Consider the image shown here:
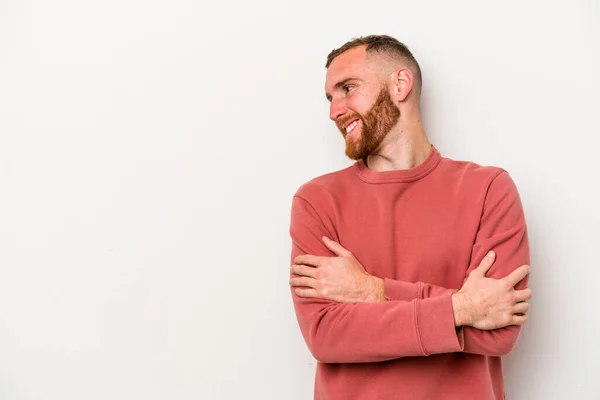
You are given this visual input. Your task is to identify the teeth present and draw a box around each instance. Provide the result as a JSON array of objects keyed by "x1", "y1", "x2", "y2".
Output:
[{"x1": 345, "y1": 120, "x2": 358, "y2": 133}]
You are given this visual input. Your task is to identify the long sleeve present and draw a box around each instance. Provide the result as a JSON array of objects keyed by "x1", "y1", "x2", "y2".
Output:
[
  {"x1": 289, "y1": 195, "x2": 464, "y2": 363},
  {"x1": 457, "y1": 171, "x2": 530, "y2": 356},
  {"x1": 383, "y1": 171, "x2": 530, "y2": 356},
  {"x1": 383, "y1": 278, "x2": 456, "y2": 302}
]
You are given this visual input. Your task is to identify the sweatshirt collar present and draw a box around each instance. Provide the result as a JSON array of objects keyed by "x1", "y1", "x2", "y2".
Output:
[{"x1": 354, "y1": 145, "x2": 442, "y2": 183}]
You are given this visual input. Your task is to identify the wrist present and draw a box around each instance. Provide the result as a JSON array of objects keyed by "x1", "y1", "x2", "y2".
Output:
[
  {"x1": 374, "y1": 276, "x2": 387, "y2": 302},
  {"x1": 364, "y1": 276, "x2": 387, "y2": 303},
  {"x1": 451, "y1": 291, "x2": 470, "y2": 327}
]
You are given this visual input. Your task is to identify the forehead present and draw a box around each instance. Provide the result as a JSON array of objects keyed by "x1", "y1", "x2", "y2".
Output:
[{"x1": 325, "y1": 46, "x2": 372, "y2": 92}]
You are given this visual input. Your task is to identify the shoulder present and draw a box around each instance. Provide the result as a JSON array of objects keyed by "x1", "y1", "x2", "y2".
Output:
[
  {"x1": 289, "y1": 165, "x2": 356, "y2": 232},
  {"x1": 438, "y1": 155, "x2": 518, "y2": 195},
  {"x1": 293, "y1": 163, "x2": 356, "y2": 205},
  {"x1": 442, "y1": 157, "x2": 524, "y2": 220},
  {"x1": 441, "y1": 155, "x2": 505, "y2": 181}
]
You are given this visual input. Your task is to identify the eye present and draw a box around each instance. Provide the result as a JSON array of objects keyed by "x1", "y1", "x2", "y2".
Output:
[{"x1": 344, "y1": 85, "x2": 355, "y2": 93}]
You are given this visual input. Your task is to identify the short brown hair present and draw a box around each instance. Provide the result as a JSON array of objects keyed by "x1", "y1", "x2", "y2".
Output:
[{"x1": 326, "y1": 35, "x2": 422, "y2": 93}]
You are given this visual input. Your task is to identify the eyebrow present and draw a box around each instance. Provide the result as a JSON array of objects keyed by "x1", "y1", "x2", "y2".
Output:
[{"x1": 325, "y1": 78, "x2": 358, "y2": 101}]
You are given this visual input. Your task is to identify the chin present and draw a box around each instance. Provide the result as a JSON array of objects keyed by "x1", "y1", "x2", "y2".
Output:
[{"x1": 345, "y1": 145, "x2": 364, "y2": 161}]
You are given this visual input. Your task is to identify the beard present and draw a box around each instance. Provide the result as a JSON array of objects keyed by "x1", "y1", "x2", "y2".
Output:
[{"x1": 338, "y1": 86, "x2": 400, "y2": 161}]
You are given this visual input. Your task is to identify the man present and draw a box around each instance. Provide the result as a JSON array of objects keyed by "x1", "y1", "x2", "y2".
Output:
[{"x1": 288, "y1": 35, "x2": 532, "y2": 400}]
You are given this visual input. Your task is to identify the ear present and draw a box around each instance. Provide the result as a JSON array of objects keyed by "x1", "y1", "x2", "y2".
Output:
[{"x1": 391, "y1": 67, "x2": 414, "y2": 102}]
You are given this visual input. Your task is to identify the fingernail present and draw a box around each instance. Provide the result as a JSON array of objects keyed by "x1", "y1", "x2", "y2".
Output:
[{"x1": 487, "y1": 251, "x2": 495, "y2": 257}]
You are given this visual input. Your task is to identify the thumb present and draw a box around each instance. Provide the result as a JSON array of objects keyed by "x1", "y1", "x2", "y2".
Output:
[
  {"x1": 473, "y1": 251, "x2": 496, "y2": 277},
  {"x1": 322, "y1": 236, "x2": 351, "y2": 257}
]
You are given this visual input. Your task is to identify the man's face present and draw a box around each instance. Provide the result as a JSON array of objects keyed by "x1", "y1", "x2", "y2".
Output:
[{"x1": 325, "y1": 47, "x2": 400, "y2": 160}]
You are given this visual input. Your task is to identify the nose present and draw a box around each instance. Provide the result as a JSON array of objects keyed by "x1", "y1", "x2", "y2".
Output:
[{"x1": 329, "y1": 99, "x2": 348, "y2": 122}]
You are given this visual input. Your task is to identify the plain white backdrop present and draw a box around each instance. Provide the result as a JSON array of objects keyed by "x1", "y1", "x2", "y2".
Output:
[{"x1": 0, "y1": 0, "x2": 598, "y2": 399}]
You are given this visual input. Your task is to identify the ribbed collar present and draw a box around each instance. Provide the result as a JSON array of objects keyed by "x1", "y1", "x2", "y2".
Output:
[{"x1": 354, "y1": 145, "x2": 442, "y2": 184}]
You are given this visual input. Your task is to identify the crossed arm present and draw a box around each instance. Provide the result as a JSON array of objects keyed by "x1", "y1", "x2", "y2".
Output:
[
  {"x1": 292, "y1": 238, "x2": 530, "y2": 328},
  {"x1": 289, "y1": 171, "x2": 531, "y2": 362}
]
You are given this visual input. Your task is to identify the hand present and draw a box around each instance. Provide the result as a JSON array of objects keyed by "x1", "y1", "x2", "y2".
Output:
[
  {"x1": 290, "y1": 237, "x2": 385, "y2": 303},
  {"x1": 452, "y1": 251, "x2": 532, "y2": 330}
]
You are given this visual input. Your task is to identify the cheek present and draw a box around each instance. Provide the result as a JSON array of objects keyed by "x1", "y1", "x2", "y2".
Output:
[
  {"x1": 352, "y1": 89, "x2": 377, "y2": 112},
  {"x1": 347, "y1": 97, "x2": 368, "y2": 117}
]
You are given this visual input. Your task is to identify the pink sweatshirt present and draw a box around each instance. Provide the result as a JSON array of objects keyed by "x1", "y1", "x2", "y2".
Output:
[{"x1": 289, "y1": 146, "x2": 530, "y2": 400}]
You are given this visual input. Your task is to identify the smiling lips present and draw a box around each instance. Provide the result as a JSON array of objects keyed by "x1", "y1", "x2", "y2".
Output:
[{"x1": 343, "y1": 119, "x2": 359, "y2": 136}]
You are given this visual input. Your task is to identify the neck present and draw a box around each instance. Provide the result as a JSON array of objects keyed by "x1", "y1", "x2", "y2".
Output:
[{"x1": 365, "y1": 118, "x2": 432, "y2": 172}]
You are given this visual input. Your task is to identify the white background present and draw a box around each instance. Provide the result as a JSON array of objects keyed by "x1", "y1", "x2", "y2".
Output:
[{"x1": 0, "y1": 0, "x2": 598, "y2": 399}]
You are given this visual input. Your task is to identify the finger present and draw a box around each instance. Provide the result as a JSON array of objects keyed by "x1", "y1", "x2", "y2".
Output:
[
  {"x1": 290, "y1": 264, "x2": 317, "y2": 278},
  {"x1": 504, "y1": 265, "x2": 530, "y2": 287},
  {"x1": 322, "y1": 236, "x2": 351, "y2": 257},
  {"x1": 513, "y1": 302, "x2": 530, "y2": 315},
  {"x1": 294, "y1": 288, "x2": 319, "y2": 298},
  {"x1": 289, "y1": 276, "x2": 318, "y2": 288},
  {"x1": 472, "y1": 251, "x2": 496, "y2": 277},
  {"x1": 511, "y1": 314, "x2": 528, "y2": 326},
  {"x1": 513, "y1": 288, "x2": 533, "y2": 302},
  {"x1": 294, "y1": 254, "x2": 324, "y2": 267}
]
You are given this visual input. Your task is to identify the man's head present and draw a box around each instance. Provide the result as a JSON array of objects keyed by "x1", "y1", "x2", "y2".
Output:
[{"x1": 324, "y1": 35, "x2": 422, "y2": 160}]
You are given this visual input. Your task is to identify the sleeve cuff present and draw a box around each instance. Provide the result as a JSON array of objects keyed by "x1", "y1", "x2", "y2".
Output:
[
  {"x1": 416, "y1": 292, "x2": 465, "y2": 355},
  {"x1": 383, "y1": 278, "x2": 419, "y2": 302}
]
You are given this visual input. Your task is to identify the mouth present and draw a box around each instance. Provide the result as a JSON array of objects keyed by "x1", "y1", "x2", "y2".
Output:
[{"x1": 343, "y1": 119, "x2": 360, "y2": 136}]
